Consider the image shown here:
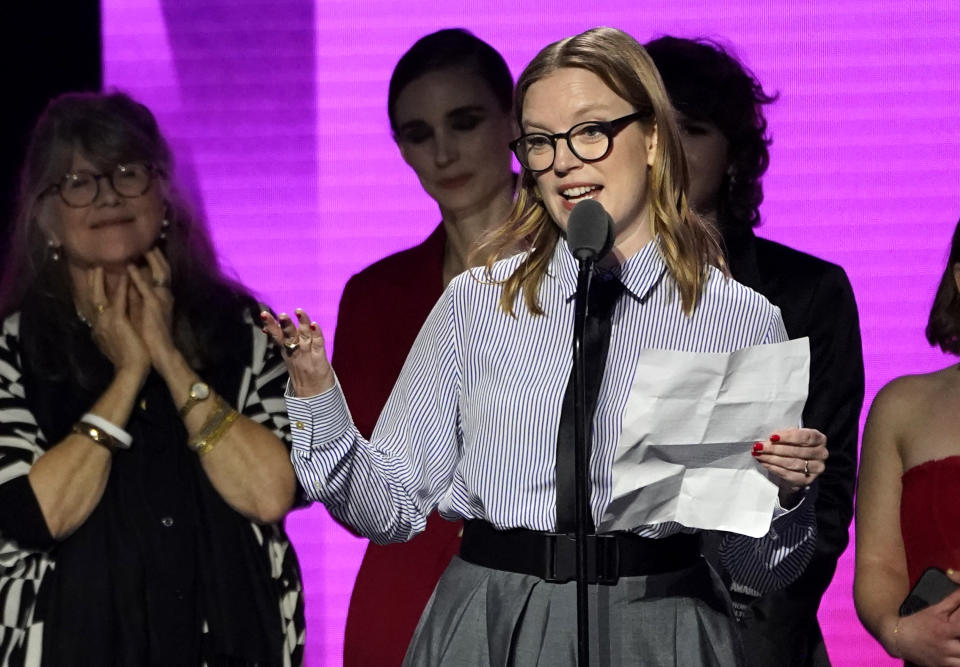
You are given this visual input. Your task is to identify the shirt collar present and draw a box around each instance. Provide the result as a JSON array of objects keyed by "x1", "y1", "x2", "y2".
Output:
[{"x1": 554, "y1": 234, "x2": 668, "y2": 305}]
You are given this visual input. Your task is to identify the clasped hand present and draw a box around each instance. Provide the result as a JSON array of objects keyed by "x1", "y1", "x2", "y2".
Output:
[{"x1": 81, "y1": 248, "x2": 175, "y2": 380}]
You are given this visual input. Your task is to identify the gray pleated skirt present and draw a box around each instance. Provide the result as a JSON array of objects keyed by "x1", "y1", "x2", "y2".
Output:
[{"x1": 402, "y1": 556, "x2": 743, "y2": 667}]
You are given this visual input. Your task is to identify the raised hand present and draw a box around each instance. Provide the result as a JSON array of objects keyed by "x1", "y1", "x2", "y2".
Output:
[
  {"x1": 261, "y1": 308, "x2": 335, "y2": 398},
  {"x1": 86, "y1": 266, "x2": 151, "y2": 381},
  {"x1": 126, "y1": 248, "x2": 176, "y2": 367}
]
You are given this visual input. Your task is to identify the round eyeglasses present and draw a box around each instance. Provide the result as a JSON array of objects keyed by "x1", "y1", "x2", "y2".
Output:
[
  {"x1": 509, "y1": 112, "x2": 649, "y2": 173},
  {"x1": 45, "y1": 162, "x2": 161, "y2": 208}
]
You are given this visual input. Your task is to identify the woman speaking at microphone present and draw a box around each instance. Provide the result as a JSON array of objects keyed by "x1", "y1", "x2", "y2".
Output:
[{"x1": 265, "y1": 27, "x2": 827, "y2": 665}]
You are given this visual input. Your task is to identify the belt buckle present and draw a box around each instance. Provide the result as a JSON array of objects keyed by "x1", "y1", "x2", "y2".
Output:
[
  {"x1": 592, "y1": 533, "x2": 619, "y2": 585},
  {"x1": 543, "y1": 533, "x2": 620, "y2": 585},
  {"x1": 543, "y1": 533, "x2": 576, "y2": 583}
]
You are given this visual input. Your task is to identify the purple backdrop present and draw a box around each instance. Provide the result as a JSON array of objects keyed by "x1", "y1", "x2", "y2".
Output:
[{"x1": 103, "y1": 1, "x2": 960, "y2": 664}]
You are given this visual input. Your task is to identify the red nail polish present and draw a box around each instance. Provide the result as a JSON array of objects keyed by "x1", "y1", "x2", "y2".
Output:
[
  {"x1": 751, "y1": 451, "x2": 760, "y2": 457},
  {"x1": 310, "y1": 323, "x2": 317, "y2": 331},
  {"x1": 259, "y1": 312, "x2": 268, "y2": 320},
  {"x1": 753, "y1": 442, "x2": 763, "y2": 452},
  {"x1": 770, "y1": 434, "x2": 781, "y2": 442}
]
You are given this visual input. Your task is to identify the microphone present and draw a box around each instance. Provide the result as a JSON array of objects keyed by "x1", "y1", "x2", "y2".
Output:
[
  {"x1": 562, "y1": 198, "x2": 615, "y2": 664},
  {"x1": 566, "y1": 199, "x2": 614, "y2": 262}
]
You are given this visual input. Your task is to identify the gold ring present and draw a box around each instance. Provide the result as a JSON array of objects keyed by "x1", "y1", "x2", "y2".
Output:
[
  {"x1": 95, "y1": 303, "x2": 106, "y2": 314},
  {"x1": 153, "y1": 278, "x2": 168, "y2": 288},
  {"x1": 803, "y1": 460, "x2": 810, "y2": 477},
  {"x1": 283, "y1": 341, "x2": 300, "y2": 355}
]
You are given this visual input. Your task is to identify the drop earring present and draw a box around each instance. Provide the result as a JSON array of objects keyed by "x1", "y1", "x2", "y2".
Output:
[
  {"x1": 47, "y1": 239, "x2": 61, "y2": 262},
  {"x1": 726, "y1": 166, "x2": 738, "y2": 194},
  {"x1": 159, "y1": 217, "x2": 170, "y2": 241}
]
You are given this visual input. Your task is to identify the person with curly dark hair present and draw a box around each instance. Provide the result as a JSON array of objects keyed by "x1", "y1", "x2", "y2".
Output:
[
  {"x1": 646, "y1": 36, "x2": 865, "y2": 666},
  {"x1": 855, "y1": 217, "x2": 960, "y2": 666}
]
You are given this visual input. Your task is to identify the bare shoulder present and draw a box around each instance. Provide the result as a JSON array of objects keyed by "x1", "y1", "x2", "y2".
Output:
[
  {"x1": 868, "y1": 366, "x2": 960, "y2": 440},
  {"x1": 874, "y1": 368, "x2": 949, "y2": 408}
]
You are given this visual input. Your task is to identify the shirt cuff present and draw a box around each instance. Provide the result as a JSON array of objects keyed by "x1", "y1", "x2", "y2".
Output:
[
  {"x1": 285, "y1": 377, "x2": 353, "y2": 451},
  {"x1": 771, "y1": 486, "x2": 809, "y2": 521}
]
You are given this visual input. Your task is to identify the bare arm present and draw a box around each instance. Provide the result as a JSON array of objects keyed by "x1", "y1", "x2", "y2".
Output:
[
  {"x1": 155, "y1": 350, "x2": 296, "y2": 524},
  {"x1": 128, "y1": 252, "x2": 296, "y2": 524},
  {"x1": 28, "y1": 270, "x2": 150, "y2": 539},
  {"x1": 854, "y1": 380, "x2": 910, "y2": 654}
]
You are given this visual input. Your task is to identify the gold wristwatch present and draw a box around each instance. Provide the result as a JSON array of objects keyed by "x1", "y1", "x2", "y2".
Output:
[{"x1": 179, "y1": 381, "x2": 211, "y2": 418}]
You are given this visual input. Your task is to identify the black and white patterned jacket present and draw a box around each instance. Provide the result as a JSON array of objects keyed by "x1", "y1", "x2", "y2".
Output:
[{"x1": 0, "y1": 311, "x2": 306, "y2": 666}]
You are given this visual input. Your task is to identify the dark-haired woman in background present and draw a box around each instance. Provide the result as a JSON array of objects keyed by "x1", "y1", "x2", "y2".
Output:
[
  {"x1": 332, "y1": 28, "x2": 516, "y2": 666},
  {"x1": 855, "y1": 218, "x2": 960, "y2": 666},
  {"x1": 0, "y1": 92, "x2": 304, "y2": 666},
  {"x1": 646, "y1": 36, "x2": 865, "y2": 666}
]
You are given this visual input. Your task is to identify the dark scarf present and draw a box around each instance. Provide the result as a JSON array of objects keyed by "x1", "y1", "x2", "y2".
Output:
[{"x1": 20, "y1": 295, "x2": 286, "y2": 666}]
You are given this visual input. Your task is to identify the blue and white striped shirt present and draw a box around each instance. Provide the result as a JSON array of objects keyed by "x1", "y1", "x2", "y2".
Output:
[{"x1": 288, "y1": 237, "x2": 815, "y2": 594}]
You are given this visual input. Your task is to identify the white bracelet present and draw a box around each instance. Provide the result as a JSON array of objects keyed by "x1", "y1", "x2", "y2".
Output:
[{"x1": 80, "y1": 412, "x2": 133, "y2": 449}]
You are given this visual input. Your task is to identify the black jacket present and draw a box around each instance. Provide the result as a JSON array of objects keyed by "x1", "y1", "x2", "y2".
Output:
[{"x1": 729, "y1": 229, "x2": 865, "y2": 666}]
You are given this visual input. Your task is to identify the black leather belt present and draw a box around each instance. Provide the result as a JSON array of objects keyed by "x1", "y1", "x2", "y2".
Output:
[{"x1": 459, "y1": 520, "x2": 701, "y2": 585}]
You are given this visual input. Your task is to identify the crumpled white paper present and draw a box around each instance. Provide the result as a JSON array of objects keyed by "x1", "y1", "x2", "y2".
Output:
[{"x1": 598, "y1": 338, "x2": 810, "y2": 538}]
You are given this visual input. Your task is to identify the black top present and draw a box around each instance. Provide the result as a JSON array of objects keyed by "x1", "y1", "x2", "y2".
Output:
[{"x1": 727, "y1": 228, "x2": 865, "y2": 666}]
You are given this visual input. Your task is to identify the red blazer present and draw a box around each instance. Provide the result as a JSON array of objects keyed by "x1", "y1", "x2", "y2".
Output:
[{"x1": 332, "y1": 224, "x2": 463, "y2": 667}]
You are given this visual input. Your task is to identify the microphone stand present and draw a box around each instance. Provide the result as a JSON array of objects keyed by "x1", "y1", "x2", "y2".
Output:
[{"x1": 572, "y1": 255, "x2": 594, "y2": 667}]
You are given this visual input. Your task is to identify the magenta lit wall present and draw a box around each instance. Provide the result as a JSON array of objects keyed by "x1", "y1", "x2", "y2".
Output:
[{"x1": 103, "y1": 2, "x2": 960, "y2": 665}]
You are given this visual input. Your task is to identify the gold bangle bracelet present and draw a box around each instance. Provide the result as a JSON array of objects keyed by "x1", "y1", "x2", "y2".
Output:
[
  {"x1": 72, "y1": 422, "x2": 118, "y2": 452},
  {"x1": 188, "y1": 397, "x2": 227, "y2": 447},
  {"x1": 191, "y1": 409, "x2": 239, "y2": 456},
  {"x1": 188, "y1": 396, "x2": 239, "y2": 456},
  {"x1": 191, "y1": 396, "x2": 230, "y2": 440}
]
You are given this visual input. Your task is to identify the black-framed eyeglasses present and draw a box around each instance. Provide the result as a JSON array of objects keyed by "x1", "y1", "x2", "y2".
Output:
[
  {"x1": 43, "y1": 162, "x2": 162, "y2": 208},
  {"x1": 509, "y1": 111, "x2": 649, "y2": 173}
]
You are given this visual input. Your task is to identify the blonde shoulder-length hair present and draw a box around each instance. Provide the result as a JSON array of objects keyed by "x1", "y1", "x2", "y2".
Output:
[{"x1": 478, "y1": 27, "x2": 725, "y2": 316}]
